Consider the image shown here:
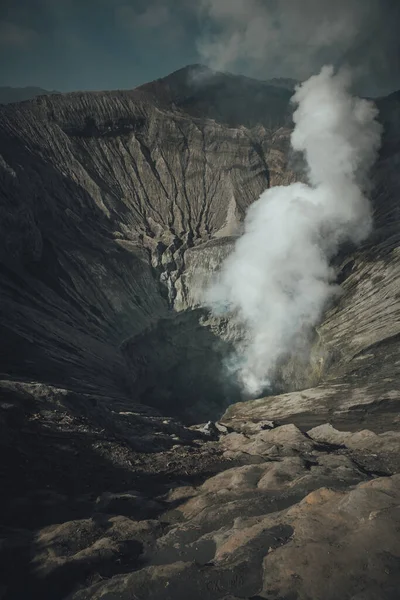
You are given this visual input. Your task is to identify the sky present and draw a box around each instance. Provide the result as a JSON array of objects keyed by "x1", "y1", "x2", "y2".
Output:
[{"x1": 1, "y1": 0, "x2": 399, "y2": 95}]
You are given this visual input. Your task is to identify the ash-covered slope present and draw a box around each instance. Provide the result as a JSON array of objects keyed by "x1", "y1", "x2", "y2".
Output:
[
  {"x1": 0, "y1": 66, "x2": 295, "y2": 421},
  {"x1": 1, "y1": 68, "x2": 400, "y2": 600}
]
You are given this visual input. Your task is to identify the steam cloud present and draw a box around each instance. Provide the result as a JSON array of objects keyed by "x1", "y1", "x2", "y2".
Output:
[
  {"x1": 197, "y1": 0, "x2": 400, "y2": 95},
  {"x1": 206, "y1": 65, "x2": 382, "y2": 396}
]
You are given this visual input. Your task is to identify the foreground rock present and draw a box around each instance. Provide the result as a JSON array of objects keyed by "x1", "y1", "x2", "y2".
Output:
[{"x1": 2, "y1": 418, "x2": 399, "y2": 599}]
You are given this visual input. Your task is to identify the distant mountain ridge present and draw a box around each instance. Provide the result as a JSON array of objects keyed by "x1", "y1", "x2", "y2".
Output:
[
  {"x1": 0, "y1": 65, "x2": 296, "y2": 113},
  {"x1": 0, "y1": 86, "x2": 59, "y2": 104},
  {"x1": 137, "y1": 64, "x2": 295, "y2": 128}
]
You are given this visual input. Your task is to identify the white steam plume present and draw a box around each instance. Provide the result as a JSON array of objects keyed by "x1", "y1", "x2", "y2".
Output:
[{"x1": 206, "y1": 66, "x2": 382, "y2": 396}]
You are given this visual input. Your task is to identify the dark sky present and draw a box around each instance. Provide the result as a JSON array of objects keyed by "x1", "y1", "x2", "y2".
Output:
[
  {"x1": 0, "y1": 0, "x2": 200, "y2": 91},
  {"x1": 1, "y1": 0, "x2": 399, "y2": 95}
]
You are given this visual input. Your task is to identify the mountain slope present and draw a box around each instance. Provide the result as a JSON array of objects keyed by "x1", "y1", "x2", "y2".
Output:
[
  {"x1": 138, "y1": 64, "x2": 294, "y2": 128},
  {"x1": 0, "y1": 76, "x2": 295, "y2": 416}
]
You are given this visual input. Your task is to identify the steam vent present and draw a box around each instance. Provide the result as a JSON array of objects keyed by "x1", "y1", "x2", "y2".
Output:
[{"x1": 1, "y1": 65, "x2": 400, "y2": 599}]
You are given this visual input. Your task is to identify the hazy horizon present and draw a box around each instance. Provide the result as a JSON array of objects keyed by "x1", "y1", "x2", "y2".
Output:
[{"x1": 1, "y1": 0, "x2": 400, "y2": 96}]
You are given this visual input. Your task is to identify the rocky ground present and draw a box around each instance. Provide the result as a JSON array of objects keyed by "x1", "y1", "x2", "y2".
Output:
[
  {"x1": 2, "y1": 380, "x2": 400, "y2": 599},
  {"x1": 1, "y1": 66, "x2": 400, "y2": 598}
]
